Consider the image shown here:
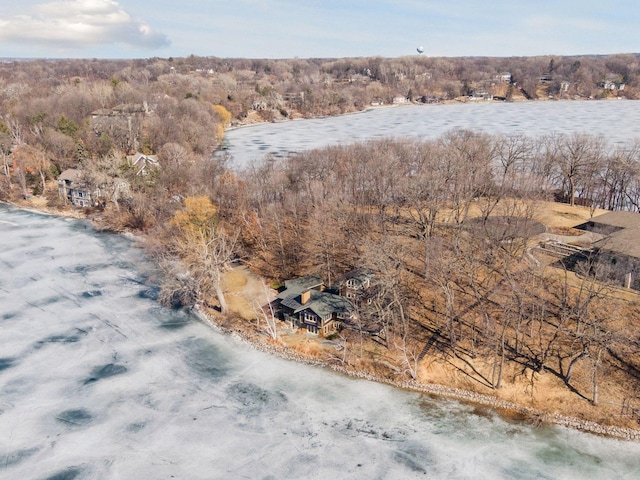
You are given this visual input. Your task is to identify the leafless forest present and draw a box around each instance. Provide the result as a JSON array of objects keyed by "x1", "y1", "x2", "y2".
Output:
[{"x1": 2, "y1": 54, "x2": 640, "y2": 426}]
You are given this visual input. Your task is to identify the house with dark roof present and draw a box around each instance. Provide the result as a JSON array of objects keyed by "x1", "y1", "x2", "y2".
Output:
[
  {"x1": 275, "y1": 271, "x2": 387, "y2": 337},
  {"x1": 276, "y1": 275, "x2": 355, "y2": 335},
  {"x1": 575, "y1": 211, "x2": 640, "y2": 289}
]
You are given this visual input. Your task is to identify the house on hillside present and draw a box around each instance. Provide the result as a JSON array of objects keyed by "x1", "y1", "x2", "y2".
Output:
[
  {"x1": 337, "y1": 268, "x2": 375, "y2": 305},
  {"x1": 57, "y1": 169, "x2": 98, "y2": 207},
  {"x1": 57, "y1": 169, "x2": 130, "y2": 208},
  {"x1": 495, "y1": 72, "x2": 512, "y2": 83},
  {"x1": 126, "y1": 152, "x2": 160, "y2": 176},
  {"x1": 575, "y1": 211, "x2": 640, "y2": 289}
]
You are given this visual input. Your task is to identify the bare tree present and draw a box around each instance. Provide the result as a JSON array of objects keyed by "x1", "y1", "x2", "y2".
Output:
[
  {"x1": 252, "y1": 281, "x2": 278, "y2": 340},
  {"x1": 168, "y1": 196, "x2": 237, "y2": 313},
  {"x1": 549, "y1": 133, "x2": 605, "y2": 206}
]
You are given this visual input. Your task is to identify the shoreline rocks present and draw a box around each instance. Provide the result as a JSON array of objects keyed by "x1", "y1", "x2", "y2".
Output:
[{"x1": 193, "y1": 305, "x2": 640, "y2": 442}]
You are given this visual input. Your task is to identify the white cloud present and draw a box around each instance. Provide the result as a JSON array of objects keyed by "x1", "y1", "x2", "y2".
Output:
[{"x1": 0, "y1": 0, "x2": 170, "y2": 50}]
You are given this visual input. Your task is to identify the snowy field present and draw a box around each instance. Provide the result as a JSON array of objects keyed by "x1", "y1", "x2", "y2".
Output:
[
  {"x1": 1, "y1": 204, "x2": 640, "y2": 480},
  {"x1": 223, "y1": 100, "x2": 640, "y2": 169}
]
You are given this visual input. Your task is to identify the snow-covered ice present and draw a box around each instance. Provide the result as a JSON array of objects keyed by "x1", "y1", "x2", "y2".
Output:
[{"x1": 223, "y1": 100, "x2": 640, "y2": 169}]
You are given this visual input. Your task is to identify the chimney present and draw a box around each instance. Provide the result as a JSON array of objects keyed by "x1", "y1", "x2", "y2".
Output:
[{"x1": 301, "y1": 289, "x2": 311, "y2": 305}]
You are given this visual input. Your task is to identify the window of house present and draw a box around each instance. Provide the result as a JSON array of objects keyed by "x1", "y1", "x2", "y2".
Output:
[{"x1": 304, "y1": 312, "x2": 317, "y2": 324}]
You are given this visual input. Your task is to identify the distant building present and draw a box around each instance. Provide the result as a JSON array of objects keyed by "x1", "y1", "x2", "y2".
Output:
[
  {"x1": 90, "y1": 103, "x2": 150, "y2": 119},
  {"x1": 495, "y1": 72, "x2": 512, "y2": 83},
  {"x1": 470, "y1": 91, "x2": 493, "y2": 101},
  {"x1": 126, "y1": 152, "x2": 160, "y2": 176},
  {"x1": 392, "y1": 96, "x2": 410, "y2": 105},
  {"x1": 600, "y1": 80, "x2": 625, "y2": 91}
]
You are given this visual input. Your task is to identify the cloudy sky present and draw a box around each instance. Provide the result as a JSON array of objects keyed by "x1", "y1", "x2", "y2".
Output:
[{"x1": 0, "y1": 0, "x2": 638, "y2": 59}]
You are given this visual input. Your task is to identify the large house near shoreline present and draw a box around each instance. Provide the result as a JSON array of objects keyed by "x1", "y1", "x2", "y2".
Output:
[
  {"x1": 57, "y1": 168, "x2": 130, "y2": 208},
  {"x1": 57, "y1": 169, "x2": 98, "y2": 208},
  {"x1": 276, "y1": 270, "x2": 380, "y2": 336},
  {"x1": 277, "y1": 275, "x2": 353, "y2": 335}
]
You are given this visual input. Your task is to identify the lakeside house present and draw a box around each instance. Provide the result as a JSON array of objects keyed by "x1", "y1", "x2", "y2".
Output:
[
  {"x1": 276, "y1": 275, "x2": 354, "y2": 335},
  {"x1": 276, "y1": 270, "x2": 384, "y2": 337},
  {"x1": 57, "y1": 169, "x2": 98, "y2": 208},
  {"x1": 57, "y1": 169, "x2": 130, "y2": 208}
]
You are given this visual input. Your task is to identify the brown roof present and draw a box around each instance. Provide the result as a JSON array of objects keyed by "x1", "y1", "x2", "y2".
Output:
[
  {"x1": 588, "y1": 211, "x2": 640, "y2": 259},
  {"x1": 587, "y1": 211, "x2": 640, "y2": 229},
  {"x1": 57, "y1": 169, "x2": 83, "y2": 183},
  {"x1": 594, "y1": 226, "x2": 640, "y2": 259}
]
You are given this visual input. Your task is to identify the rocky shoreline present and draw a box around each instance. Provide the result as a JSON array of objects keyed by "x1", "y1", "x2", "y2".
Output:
[{"x1": 193, "y1": 305, "x2": 640, "y2": 442}]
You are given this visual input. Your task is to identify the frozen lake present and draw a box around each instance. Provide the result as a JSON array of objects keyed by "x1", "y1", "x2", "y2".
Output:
[
  {"x1": 223, "y1": 100, "x2": 640, "y2": 169},
  {"x1": 2, "y1": 204, "x2": 640, "y2": 479}
]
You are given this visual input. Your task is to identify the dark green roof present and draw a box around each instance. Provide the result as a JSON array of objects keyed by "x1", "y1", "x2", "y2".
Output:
[
  {"x1": 277, "y1": 275, "x2": 323, "y2": 300},
  {"x1": 280, "y1": 289, "x2": 354, "y2": 319}
]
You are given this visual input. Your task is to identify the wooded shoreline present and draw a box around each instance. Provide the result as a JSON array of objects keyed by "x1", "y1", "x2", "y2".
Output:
[{"x1": 3, "y1": 196, "x2": 640, "y2": 441}]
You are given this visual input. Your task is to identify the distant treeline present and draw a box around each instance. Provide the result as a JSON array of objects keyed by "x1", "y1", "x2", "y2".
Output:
[{"x1": 0, "y1": 53, "x2": 638, "y2": 126}]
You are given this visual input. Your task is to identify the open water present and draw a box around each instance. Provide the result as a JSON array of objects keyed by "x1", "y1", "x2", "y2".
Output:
[
  {"x1": 223, "y1": 100, "x2": 640, "y2": 169},
  {"x1": 2, "y1": 203, "x2": 640, "y2": 479}
]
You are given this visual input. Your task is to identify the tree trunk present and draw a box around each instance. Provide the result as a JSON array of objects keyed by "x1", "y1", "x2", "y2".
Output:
[
  {"x1": 39, "y1": 169, "x2": 47, "y2": 197},
  {"x1": 215, "y1": 281, "x2": 228, "y2": 314},
  {"x1": 565, "y1": 350, "x2": 587, "y2": 385},
  {"x1": 592, "y1": 349, "x2": 602, "y2": 405}
]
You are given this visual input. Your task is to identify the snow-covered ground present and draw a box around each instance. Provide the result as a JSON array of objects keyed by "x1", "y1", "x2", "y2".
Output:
[
  {"x1": 223, "y1": 100, "x2": 640, "y2": 169},
  {"x1": 1, "y1": 204, "x2": 640, "y2": 480}
]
